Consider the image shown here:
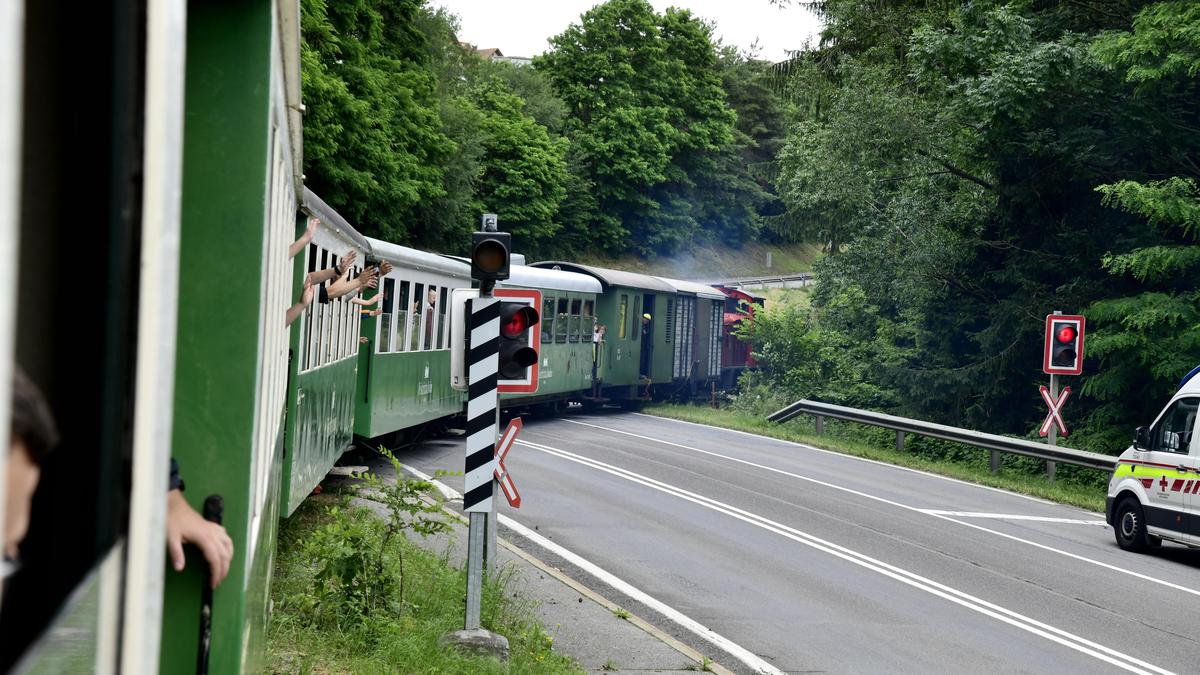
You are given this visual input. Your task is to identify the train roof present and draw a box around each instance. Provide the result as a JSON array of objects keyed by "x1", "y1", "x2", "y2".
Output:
[
  {"x1": 301, "y1": 188, "x2": 371, "y2": 251},
  {"x1": 500, "y1": 264, "x2": 602, "y2": 294},
  {"x1": 653, "y1": 276, "x2": 725, "y2": 300},
  {"x1": 530, "y1": 261, "x2": 676, "y2": 293},
  {"x1": 366, "y1": 237, "x2": 473, "y2": 279}
]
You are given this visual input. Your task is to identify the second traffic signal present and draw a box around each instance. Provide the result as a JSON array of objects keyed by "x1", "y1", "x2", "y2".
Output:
[
  {"x1": 1042, "y1": 314, "x2": 1085, "y2": 375},
  {"x1": 498, "y1": 302, "x2": 539, "y2": 380}
]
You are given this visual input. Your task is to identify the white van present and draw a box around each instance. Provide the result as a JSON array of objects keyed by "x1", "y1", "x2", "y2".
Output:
[{"x1": 1107, "y1": 366, "x2": 1200, "y2": 551}]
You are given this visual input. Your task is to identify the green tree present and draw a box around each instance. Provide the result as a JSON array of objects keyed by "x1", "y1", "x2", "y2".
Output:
[
  {"x1": 537, "y1": 0, "x2": 741, "y2": 255},
  {"x1": 471, "y1": 79, "x2": 569, "y2": 257},
  {"x1": 300, "y1": 0, "x2": 451, "y2": 244}
]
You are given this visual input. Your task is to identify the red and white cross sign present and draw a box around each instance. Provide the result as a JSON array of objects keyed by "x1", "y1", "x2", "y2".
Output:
[
  {"x1": 1038, "y1": 385, "x2": 1071, "y2": 437},
  {"x1": 494, "y1": 417, "x2": 522, "y2": 508}
]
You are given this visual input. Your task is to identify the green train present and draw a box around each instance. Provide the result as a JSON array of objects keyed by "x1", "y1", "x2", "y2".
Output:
[{"x1": 1, "y1": 1, "x2": 734, "y2": 671}]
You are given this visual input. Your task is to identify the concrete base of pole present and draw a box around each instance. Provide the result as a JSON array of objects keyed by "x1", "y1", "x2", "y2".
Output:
[{"x1": 439, "y1": 628, "x2": 510, "y2": 662}]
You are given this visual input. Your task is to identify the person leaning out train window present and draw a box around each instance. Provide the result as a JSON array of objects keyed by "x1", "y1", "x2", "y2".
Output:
[
  {"x1": 4, "y1": 368, "x2": 233, "y2": 588},
  {"x1": 288, "y1": 216, "x2": 319, "y2": 259}
]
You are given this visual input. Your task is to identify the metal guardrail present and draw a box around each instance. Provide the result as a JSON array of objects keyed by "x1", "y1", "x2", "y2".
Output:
[
  {"x1": 707, "y1": 273, "x2": 814, "y2": 289},
  {"x1": 768, "y1": 399, "x2": 1118, "y2": 472}
]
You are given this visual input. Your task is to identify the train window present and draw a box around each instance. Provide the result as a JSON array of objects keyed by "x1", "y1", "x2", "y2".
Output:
[
  {"x1": 583, "y1": 299, "x2": 594, "y2": 319},
  {"x1": 665, "y1": 298, "x2": 674, "y2": 344},
  {"x1": 437, "y1": 286, "x2": 449, "y2": 349},
  {"x1": 542, "y1": 297, "x2": 554, "y2": 343},
  {"x1": 379, "y1": 278, "x2": 394, "y2": 353},
  {"x1": 618, "y1": 295, "x2": 628, "y2": 339},
  {"x1": 420, "y1": 286, "x2": 436, "y2": 351},
  {"x1": 320, "y1": 248, "x2": 328, "y2": 271},
  {"x1": 569, "y1": 299, "x2": 582, "y2": 343},
  {"x1": 307, "y1": 242, "x2": 318, "y2": 273},
  {"x1": 555, "y1": 298, "x2": 569, "y2": 343},
  {"x1": 411, "y1": 283, "x2": 425, "y2": 351},
  {"x1": 395, "y1": 281, "x2": 410, "y2": 352}
]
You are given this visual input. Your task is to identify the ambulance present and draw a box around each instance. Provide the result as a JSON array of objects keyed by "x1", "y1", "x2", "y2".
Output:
[{"x1": 1107, "y1": 365, "x2": 1200, "y2": 551}]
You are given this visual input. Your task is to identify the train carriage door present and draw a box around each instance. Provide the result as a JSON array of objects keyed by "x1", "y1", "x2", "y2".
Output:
[{"x1": 640, "y1": 294, "x2": 655, "y2": 378}]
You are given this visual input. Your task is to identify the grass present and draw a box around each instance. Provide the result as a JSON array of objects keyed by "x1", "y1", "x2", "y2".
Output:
[
  {"x1": 645, "y1": 403, "x2": 1108, "y2": 514},
  {"x1": 575, "y1": 242, "x2": 822, "y2": 280},
  {"x1": 267, "y1": 496, "x2": 582, "y2": 674}
]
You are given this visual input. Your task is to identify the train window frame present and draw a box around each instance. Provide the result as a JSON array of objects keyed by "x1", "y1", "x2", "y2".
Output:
[
  {"x1": 631, "y1": 296, "x2": 641, "y2": 342},
  {"x1": 569, "y1": 299, "x2": 582, "y2": 343},
  {"x1": 409, "y1": 283, "x2": 424, "y2": 351},
  {"x1": 555, "y1": 297, "x2": 569, "y2": 344},
  {"x1": 618, "y1": 295, "x2": 628, "y2": 339},
  {"x1": 420, "y1": 286, "x2": 435, "y2": 351},
  {"x1": 379, "y1": 277, "x2": 395, "y2": 353},
  {"x1": 437, "y1": 286, "x2": 449, "y2": 350},
  {"x1": 542, "y1": 296, "x2": 555, "y2": 343},
  {"x1": 395, "y1": 279, "x2": 410, "y2": 353},
  {"x1": 583, "y1": 299, "x2": 594, "y2": 320}
]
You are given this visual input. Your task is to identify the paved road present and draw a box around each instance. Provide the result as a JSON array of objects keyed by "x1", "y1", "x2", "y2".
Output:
[{"x1": 396, "y1": 411, "x2": 1200, "y2": 674}]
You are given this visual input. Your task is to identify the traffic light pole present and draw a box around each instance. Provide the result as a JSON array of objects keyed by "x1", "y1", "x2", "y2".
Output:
[
  {"x1": 1046, "y1": 310, "x2": 1061, "y2": 483},
  {"x1": 464, "y1": 279, "x2": 498, "y2": 631}
]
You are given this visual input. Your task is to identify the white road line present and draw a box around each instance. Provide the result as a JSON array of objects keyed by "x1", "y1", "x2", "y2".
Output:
[
  {"x1": 519, "y1": 439, "x2": 1172, "y2": 675},
  {"x1": 919, "y1": 510, "x2": 1107, "y2": 525},
  {"x1": 399, "y1": 463, "x2": 783, "y2": 675},
  {"x1": 630, "y1": 413, "x2": 1066, "y2": 507},
  {"x1": 559, "y1": 418, "x2": 1200, "y2": 599}
]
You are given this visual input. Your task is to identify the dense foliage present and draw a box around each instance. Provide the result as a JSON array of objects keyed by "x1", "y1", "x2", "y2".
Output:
[
  {"x1": 300, "y1": 0, "x2": 782, "y2": 257},
  {"x1": 747, "y1": 0, "x2": 1200, "y2": 453},
  {"x1": 300, "y1": 0, "x2": 1199, "y2": 452}
]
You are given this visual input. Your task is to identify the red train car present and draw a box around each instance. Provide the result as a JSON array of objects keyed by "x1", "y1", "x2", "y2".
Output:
[{"x1": 714, "y1": 286, "x2": 764, "y2": 388}]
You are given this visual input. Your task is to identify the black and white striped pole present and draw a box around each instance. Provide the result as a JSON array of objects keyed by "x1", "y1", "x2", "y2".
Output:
[{"x1": 463, "y1": 213, "x2": 508, "y2": 631}]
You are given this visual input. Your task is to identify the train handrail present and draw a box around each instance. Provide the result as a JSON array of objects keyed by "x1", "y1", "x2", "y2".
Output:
[{"x1": 768, "y1": 399, "x2": 1118, "y2": 472}]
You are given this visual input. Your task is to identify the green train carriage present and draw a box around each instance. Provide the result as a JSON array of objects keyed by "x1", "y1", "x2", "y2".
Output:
[
  {"x1": 280, "y1": 188, "x2": 372, "y2": 516},
  {"x1": 353, "y1": 238, "x2": 472, "y2": 443},
  {"x1": 2, "y1": 0, "x2": 307, "y2": 671},
  {"x1": 654, "y1": 277, "x2": 725, "y2": 397},
  {"x1": 529, "y1": 262, "x2": 677, "y2": 401},
  {"x1": 498, "y1": 265, "x2": 603, "y2": 410}
]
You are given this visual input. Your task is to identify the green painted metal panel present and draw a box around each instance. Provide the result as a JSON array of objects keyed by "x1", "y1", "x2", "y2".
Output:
[
  {"x1": 282, "y1": 356, "x2": 357, "y2": 515},
  {"x1": 158, "y1": 2, "x2": 275, "y2": 673},
  {"x1": 354, "y1": 341, "x2": 464, "y2": 439}
]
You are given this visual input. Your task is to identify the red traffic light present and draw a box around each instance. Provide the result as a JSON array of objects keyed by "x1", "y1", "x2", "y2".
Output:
[
  {"x1": 502, "y1": 308, "x2": 533, "y2": 338},
  {"x1": 1056, "y1": 325, "x2": 1076, "y2": 344}
]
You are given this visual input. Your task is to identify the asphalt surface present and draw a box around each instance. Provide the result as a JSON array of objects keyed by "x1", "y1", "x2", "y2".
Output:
[{"x1": 394, "y1": 410, "x2": 1200, "y2": 674}]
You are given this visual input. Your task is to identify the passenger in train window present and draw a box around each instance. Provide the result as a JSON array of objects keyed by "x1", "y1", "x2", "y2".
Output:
[
  {"x1": 423, "y1": 288, "x2": 437, "y2": 349},
  {"x1": 166, "y1": 459, "x2": 234, "y2": 589},
  {"x1": 288, "y1": 216, "x2": 319, "y2": 259},
  {"x1": 4, "y1": 368, "x2": 58, "y2": 567},
  {"x1": 327, "y1": 260, "x2": 389, "y2": 301}
]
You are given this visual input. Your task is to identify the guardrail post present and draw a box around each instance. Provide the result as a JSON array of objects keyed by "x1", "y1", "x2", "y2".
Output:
[
  {"x1": 814, "y1": 415, "x2": 823, "y2": 436},
  {"x1": 990, "y1": 450, "x2": 1000, "y2": 473},
  {"x1": 896, "y1": 430, "x2": 905, "y2": 453}
]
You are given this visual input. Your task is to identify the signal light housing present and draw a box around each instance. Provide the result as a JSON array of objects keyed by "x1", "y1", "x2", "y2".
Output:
[
  {"x1": 498, "y1": 302, "x2": 539, "y2": 380},
  {"x1": 1043, "y1": 314, "x2": 1085, "y2": 376},
  {"x1": 472, "y1": 231, "x2": 511, "y2": 281}
]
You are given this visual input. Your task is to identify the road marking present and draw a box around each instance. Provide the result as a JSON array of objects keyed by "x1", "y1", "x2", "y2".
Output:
[
  {"x1": 631, "y1": 412, "x2": 1062, "y2": 506},
  {"x1": 560, "y1": 417, "x2": 1200, "y2": 599},
  {"x1": 519, "y1": 438, "x2": 1173, "y2": 675},
  {"x1": 919, "y1": 510, "x2": 1107, "y2": 525},
  {"x1": 400, "y1": 463, "x2": 782, "y2": 675}
]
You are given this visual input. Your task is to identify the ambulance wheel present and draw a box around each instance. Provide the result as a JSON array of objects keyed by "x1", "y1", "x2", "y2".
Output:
[{"x1": 1114, "y1": 497, "x2": 1148, "y2": 552}]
